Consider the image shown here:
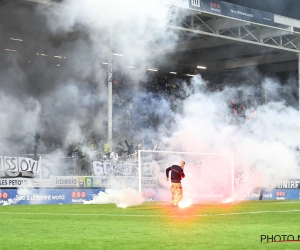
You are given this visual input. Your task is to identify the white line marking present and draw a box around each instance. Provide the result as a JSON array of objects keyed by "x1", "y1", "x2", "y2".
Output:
[{"x1": 1, "y1": 210, "x2": 300, "y2": 217}]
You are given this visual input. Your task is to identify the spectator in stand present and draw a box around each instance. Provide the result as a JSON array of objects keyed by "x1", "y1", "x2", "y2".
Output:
[
  {"x1": 68, "y1": 143, "x2": 81, "y2": 159},
  {"x1": 115, "y1": 141, "x2": 127, "y2": 158},
  {"x1": 103, "y1": 140, "x2": 110, "y2": 154},
  {"x1": 230, "y1": 99, "x2": 239, "y2": 116},
  {"x1": 124, "y1": 137, "x2": 135, "y2": 157},
  {"x1": 153, "y1": 141, "x2": 162, "y2": 151},
  {"x1": 88, "y1": 140, "x2": 97, "y2": 151},
  {"x1": 109, "y1": 149, "x2": 119, "y2": 162},
  {"x1": 80, "y1": 143, "x2": 87, "y2": 158},
  {"x1": 133, "y1": 141, "x2": 144, "y2": 159}
]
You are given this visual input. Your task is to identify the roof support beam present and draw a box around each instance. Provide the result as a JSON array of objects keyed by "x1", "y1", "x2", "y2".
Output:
[
  {"x1": 154, "y1": 36, "x2": 234, "y2": 55},
  {"x1": 210, "y1": 18, "x2": 246, "y2": 31},
  {"x1": 168, "y1": 24, "x2": 300, "y2": 53}
]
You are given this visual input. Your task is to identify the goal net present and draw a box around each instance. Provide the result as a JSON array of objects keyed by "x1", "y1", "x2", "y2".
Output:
[{"x1": 137, "y1": 150, "x2": 234, "y2": 203}]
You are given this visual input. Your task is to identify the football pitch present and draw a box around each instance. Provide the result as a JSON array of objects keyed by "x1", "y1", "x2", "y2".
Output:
[{"x1": 1, "y1": 201, "x2": 300, "y2": 249}]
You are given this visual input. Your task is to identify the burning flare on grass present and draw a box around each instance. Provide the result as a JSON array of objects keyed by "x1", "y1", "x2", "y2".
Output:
[
  {"x1": 221, "y1": 197, "x2": 234, "y2": 204},
  {"x1": 178, "y1": 198, "x2": 193, "y2": 208}
]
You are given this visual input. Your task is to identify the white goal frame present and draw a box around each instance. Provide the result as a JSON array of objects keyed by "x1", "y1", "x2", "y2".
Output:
[{"x1": 137, "y1": 150, "x2": 234, "y2": 198}]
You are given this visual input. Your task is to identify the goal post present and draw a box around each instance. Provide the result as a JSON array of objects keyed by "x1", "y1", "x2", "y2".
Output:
[{"x1": 137, "y1": 150, "x2": 234, "y2": 202}]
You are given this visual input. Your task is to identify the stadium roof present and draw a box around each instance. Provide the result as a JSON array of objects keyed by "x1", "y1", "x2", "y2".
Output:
[
  {"x1": 155, "y1": 1, "x2": 300, "y2": 79},
  {"x1": 1, "y1": 0, "x2": 300, "y2": 82}
]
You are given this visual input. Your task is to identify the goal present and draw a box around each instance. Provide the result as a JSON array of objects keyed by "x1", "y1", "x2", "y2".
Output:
[{"x1": 137, "y1": 150, "x2": 234, "y2": 202}]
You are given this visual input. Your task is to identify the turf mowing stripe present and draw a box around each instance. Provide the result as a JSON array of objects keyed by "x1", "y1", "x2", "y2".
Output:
[
  {"x1": 272, "y1": 201, "x2": 300, "y2": 204},
  {"x1": 1, "y1": 209, "x2": 300, "y2": 217}
]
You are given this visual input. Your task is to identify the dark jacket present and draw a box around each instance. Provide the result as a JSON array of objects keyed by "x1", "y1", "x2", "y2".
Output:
[
  {"x1": 115, "y1": 144, "x2": 127, "y2": 157},
  {"x1": 125, "y1": 139, "x2": 135, "y2": 155},
  {"x1": 166, "y1": 165, "x2": 185, "y2": 183}
]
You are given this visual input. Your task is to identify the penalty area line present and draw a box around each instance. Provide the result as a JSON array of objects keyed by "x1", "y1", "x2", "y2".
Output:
[{"x1": 1, "y1": 209, "x2": 300, "y2": 217}]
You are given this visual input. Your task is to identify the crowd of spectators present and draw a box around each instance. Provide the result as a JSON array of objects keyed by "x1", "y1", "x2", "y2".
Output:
[
  {"x1": 111, "y1": 72, "x2": 187, "y2": 138},
  {"x1": 20, "y1": 71, "x2": 266, "y2": 175},
  {"x1": 111, "y1": 71, "x2": 266, "y2": 135}
]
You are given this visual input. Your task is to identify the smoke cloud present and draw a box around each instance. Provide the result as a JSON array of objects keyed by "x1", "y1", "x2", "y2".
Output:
[
  {"x1": 156, "y1": 72, "x2": 299, "y2": 202},
  {"x1": 0, "y1": 0, "x2": 299, "y2": 204},
  {"x1": 84, "y1": 188, "x2": 144, "y2": 207}
]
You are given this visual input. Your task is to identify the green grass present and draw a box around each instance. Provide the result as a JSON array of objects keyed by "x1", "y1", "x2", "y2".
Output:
[{"x1": 1, "y1": 201, "x2": 300, "y2": 249}]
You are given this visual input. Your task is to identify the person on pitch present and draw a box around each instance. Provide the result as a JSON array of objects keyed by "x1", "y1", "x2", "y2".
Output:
[{"x1": 166, "y1": 161, "x2": 185, "y2": 206}]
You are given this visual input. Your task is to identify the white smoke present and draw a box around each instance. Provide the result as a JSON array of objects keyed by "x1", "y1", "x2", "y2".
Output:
[
  {"x1": 160, "y1": 73, "x2": 300, "y2": 201},
  {"x1": 84, "y1": 188, "x2": 144, "y2": 207},
  {"x1": 41, "y1": 0, "x2": 174, "y2": 70},
  {"x1": 0, "y1": 0, "x2": 299, "y2": 205}
]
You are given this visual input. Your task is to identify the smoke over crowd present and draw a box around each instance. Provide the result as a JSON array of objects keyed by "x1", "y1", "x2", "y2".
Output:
[{"x1": 0, "y1": 0, "x2": 300, "y2": 204}]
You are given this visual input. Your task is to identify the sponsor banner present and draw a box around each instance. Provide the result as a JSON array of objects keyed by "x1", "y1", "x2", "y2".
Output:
[
  {"x1": 77, "y1": 176, "x2": 108, "y2": 188},
  {"x1": 189, "y1": 0, "x2": 201, "y2": 10},
  {"x1": 245, "y1": 190, "x2": 273, "y2": 200},
  {"x1": 200, "y1": 0, "x2": 221, "y2": 14},
  {"x1": 0, "y1": 177, "x2": 52, "y2": 188},
  {"x1": 0, "y1": 178, "x2": 37, "y2": 188},
  {"x1": 221, "y1": 2, "x2": 261, "y2": 23},
  {"x1": 276, "y1": 180, "x2": 300, "y2": 189},
  {"x1": 261, "y1": 10, "x2": 274, "y2": 26},
  {"x1": 246, "y1": 189, "x2": 300, "y2": 200},
  {"x1": 4, "y1": 174, "x2": 300, "y2": 191},
  {"x1": 0, "y1": 175, "x2": 158, "y2": 188},
  {"x1": 0, "y1": 156, "x2": 39, "y2": 175},
  {"x1": 98, "y1": 176, "x2": 109, "y2": 187},
  {"x1": 221, "y1": 1, "x2": 274, "y2": 26},
  {"x1": 1, "y1": 187, "x2": 300, "y2": 205},
  {"x1": 93, "y1": 177, "x2": 101, "y2": 187},
  {"x1": 0, "y1": 188, "x2": 105, "y2": 205},
  {"x1": 53, "y1": 176, "x2": 79, "y2": 187},
  {"x1": 85, "y1": 177, "x2": 93, "y2": 188},
  {"x1": 78, "y1": 177, "x2": 85, "y2": 187}
]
